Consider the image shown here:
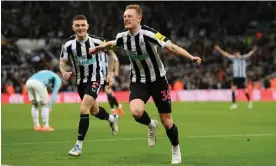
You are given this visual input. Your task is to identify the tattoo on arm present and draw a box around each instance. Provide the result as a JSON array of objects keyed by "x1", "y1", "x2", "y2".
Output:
[{"x1": 59, "y1": 61, "x2": 67, "y2": 73}]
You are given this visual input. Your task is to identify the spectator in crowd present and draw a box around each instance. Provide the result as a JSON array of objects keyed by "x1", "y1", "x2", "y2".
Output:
[{"x1": 1, "y1": 1, "x2": 275, "y2": 92}]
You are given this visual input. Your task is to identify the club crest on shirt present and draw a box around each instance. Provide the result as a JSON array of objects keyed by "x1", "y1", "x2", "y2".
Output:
[{"x1": 72, "y1": 48, "x2": 77, "y2": 57}]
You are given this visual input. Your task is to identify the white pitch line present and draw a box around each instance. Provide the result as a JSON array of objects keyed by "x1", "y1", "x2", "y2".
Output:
[
  {"x1": 2, "y1": 133, "x2": 276, "y2": 146},
  {"x1": 186, "y1": 133, "x2": 276, "y2": 138}
]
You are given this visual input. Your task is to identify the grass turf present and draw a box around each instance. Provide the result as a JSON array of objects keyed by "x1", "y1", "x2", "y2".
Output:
[{"x1": 2, "y1": 102, "x2": 276, "y2": 166}]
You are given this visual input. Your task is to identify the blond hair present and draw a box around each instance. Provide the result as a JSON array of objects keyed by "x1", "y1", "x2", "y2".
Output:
[{"x1": 126, "y1": 4, "x2": 143, "y2": 16}]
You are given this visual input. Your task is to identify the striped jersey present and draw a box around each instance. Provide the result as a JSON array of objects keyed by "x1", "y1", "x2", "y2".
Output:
[
  {"x1": 99, "y1": 52, "x2": 118, "y2": 80},
  {"x1": 114, "y1": 25, "x2": 169, "y2": 83},
  {"x1": 60, "y1": 34, "x2": 105, "y2": 85},
  {"x1": 228, "y1": 54, "x2": 250, "y2": 78}
]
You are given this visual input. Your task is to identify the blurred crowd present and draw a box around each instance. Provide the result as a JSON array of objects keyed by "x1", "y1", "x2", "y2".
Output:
[{"x1": 2, "y1": 1, "x2": 276, "y2": 94}]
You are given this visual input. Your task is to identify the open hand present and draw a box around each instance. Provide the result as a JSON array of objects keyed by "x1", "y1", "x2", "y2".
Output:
[{"x1": 62, "y1": 72, "x2": 72, "y2": 81}]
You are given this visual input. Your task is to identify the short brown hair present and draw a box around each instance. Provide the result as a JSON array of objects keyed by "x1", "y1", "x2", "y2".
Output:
[
  {"x1": 73, "y1": 15, "x2": 87, "y2": 22},
  {"x1": 126, "y1": 4, "x2": 143, "y2": 16}
]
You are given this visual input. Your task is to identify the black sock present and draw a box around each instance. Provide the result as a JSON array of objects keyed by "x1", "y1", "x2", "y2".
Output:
[
  {"x1": 245, "y1": 92, "x2": 250, "y2": 101},
  {"x1": 112, "y1": 95, "x2": 119, "y2": 108},
  {"x1": 94, "y1": 106, "x2": 110, "y2": 120},
  {"x1": 107, "y1": 94, "x2": 115, "y2": 109},
  {"x1": 78, "y1": 114, "x2": 89, "y2": 141},
  {"x1": 134, "y1": 111, "x2": 151, "y2": 126},
  {"x1": 232, "y1": 91, "x2": 236, "y2": 103},
  {"x1": 166, "y1": 124, "x2": 179, "y2": 146},
  {"x1": 107, "y1": 94, "x2": 119, "y2": 108}
]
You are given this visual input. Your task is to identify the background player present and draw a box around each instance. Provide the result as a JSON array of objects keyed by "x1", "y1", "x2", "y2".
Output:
[
  {"x1": 89, "y1": 4, "x2": 201, "y2": 164},
  {"x1": 99, "y1": 51, "x2": 124, "y2": 116},
  {"x1": 59, "y1": 15, "x2": 119, "y2": 157},
  {"x1": 215, "y1": 45, "x2": 258, "y2": 109},
  {"x1": 26, "y1": 70, "x2": 62, "y2": 131}
]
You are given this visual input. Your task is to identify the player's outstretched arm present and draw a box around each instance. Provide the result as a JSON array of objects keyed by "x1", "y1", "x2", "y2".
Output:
[
  {"x1": 89, "y1": 41, "x2": 116, "y2": 54},
  {"x1": 243, "y1": 46, "x2": 258, "y2": 58},
  {"x1": 165, "y1": 42, "x2": 202, "y2": 65},
  {"x1": 214, "y1": 45, "x2": 233, "y2": 58}
]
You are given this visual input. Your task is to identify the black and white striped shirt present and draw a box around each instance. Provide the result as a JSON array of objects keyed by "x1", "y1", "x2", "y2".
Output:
[
  {"x1": 114, "y1": 25, "x2": 169, "y2": 83},
  {"x1": 99, "y1": 52, "x2": 118, "y2": 81},
  {"x1": 60, "y1": 35, "x2": 105, "y2": 85},
  {"x1": 228, "y1": 54, "x2": 250, "y2": 78}
]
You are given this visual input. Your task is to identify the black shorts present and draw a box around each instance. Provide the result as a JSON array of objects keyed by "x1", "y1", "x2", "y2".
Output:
[
  {"x1": 77, "y1": 81, "x2": 102, "y2": 100},
  {"x1": 232, "y1": 77, "x2": 246, "y2": 89},
  {"x1": 129, "y1": 77, "x2": 171, "y2": 113}
]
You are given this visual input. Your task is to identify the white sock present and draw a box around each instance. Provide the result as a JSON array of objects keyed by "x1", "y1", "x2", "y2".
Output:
[
  {"x1": 108, "y1": 114, "x2": 115, "y2": 123},
  {"x1": 148, "y1": 120, "x2": 156, "y2": 129},
  {"x1": 76, "y1": 140, "x2": 83, "y2": 149},
  {"x1": 31, "y1": 106, "x2": 40, "y2": 126},
  {"x1": 41, "y1": 106, "x2": 50, "y2": 127},
  {"x1": 173, "y1": 144, "x2": 180, "y2": 148}
]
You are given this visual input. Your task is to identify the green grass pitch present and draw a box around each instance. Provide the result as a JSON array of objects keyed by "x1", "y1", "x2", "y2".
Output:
[{"x1": 2, "y1": 102, "x2": 276, "y2": 166}]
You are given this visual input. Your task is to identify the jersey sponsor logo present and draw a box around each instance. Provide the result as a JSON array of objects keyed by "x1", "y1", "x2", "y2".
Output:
[
  {"x1": 76, "y1": 57, "x2": 96, "y2": 66},
  {"x1": 126, "y1": 50, "x2": 149, "y2": 60},
  {"x1": 155, "y1": 32, "x2": 166, "y2": 41}
]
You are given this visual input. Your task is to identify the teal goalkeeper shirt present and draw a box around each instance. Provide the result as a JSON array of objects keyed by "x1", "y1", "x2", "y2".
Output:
[{"x1": 29, "y1": 70, "x2": 62, "y2": 108}]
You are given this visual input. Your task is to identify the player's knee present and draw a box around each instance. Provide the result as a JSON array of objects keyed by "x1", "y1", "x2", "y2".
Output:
[
  {"x1": 105, "y1": 89, "x2": 112, "y2": 95},
  {"x1": 160, "y1": 114, "x2": 173, "y2": 129},
  {"x1": 130, "y1": 99, "x2": 145, "y2": 118},
  {"x1": 130, "y1": 106, "x2": 144, "y2": 118},
  {"x1": 32, "y1": 100, "x2": 38, "y2": 108},
  {"x1": 89, "y1": 106, "x2": 99, "y2": 115},
  {"x1": 80, "y1": 106, "x2": 90, "y2": 114}
]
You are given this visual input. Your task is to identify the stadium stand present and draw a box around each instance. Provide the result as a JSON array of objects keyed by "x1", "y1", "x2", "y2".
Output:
[{"x1": 2, "y1": 2, "x2": 276, "y2": 93}]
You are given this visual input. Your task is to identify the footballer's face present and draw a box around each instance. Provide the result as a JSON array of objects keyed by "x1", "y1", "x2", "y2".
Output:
[
  {"x1": 124, "y1": 9, "x2": 142, "y2": 29},
  {"x1": 234, "y1": 51, "x2": 241, "y2": 58},
  {"x1": 72, "y1": 20, "x2": 89, "y2": 38}
]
